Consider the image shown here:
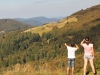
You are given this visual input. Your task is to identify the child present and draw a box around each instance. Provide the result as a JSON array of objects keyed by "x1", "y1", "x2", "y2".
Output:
[
  {"x1": 64, "y1": 42, "x2": 79, "y2": 75},
  {"x1": 80, "y1": 37, "x2": 96, "y2": 75}
]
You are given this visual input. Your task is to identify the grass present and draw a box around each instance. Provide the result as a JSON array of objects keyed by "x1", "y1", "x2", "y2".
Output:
[
  {"x1": 76, "y1": 71, "x2": 100, "y2": 75},
  {"x1": 23, "y1": 16, "x2": 78, "y2": 36},
  {"x1": 1, "y1": 66, "x2": 100, "y2": 75},
  {"x1": 1, "y1": 52, "x2": 99, "y2": 75},
  {"x1": 2, "y1": 69, "x2": 100, "y2": 75}
]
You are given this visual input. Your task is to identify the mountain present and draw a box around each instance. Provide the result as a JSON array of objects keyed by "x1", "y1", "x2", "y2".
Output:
[
  {"x1": 0, "y1": 19, "x2": 32, "y2": 35},
  {"x1": 14, "y1": 16, "x2": 60, "y2": 26},
  {"x1": 0, "y1": 4, "x2": 100, "y2": 75},
  {"x1": 24, "y1": 4, "x2": 100, "y2": 36}
]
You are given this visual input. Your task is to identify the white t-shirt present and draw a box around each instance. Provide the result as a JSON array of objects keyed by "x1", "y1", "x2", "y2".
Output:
[{"x1": 67, "y1": 46, "x2": 77, "y2": 58}]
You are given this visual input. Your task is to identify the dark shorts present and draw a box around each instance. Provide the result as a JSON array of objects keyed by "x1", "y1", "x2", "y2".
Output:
[{"x1": 68, "y1": 58, "x2": 75, "y2": 68}]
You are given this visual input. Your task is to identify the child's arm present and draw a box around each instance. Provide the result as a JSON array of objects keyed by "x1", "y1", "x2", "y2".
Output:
[
  {"x1": 75, "y1": 44, "x2": 79, "y2": 49},
  {"x1": 91, "y1": 47, "x2": 94, "y2": 59},
  {"x1": 64, "y1": 43, "x2": 68, "y2": 47},
  {"x1": 80, "y1": 39, "x2": 85, "y2": 46}
]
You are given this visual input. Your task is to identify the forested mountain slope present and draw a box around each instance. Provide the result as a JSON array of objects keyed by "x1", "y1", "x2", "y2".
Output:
[
  {"x1": 0, "y1": 19, "x2": 32, "y2": 35},
  {"x1": 0, "y1": 4, "x2": 100, "y2": 75}
]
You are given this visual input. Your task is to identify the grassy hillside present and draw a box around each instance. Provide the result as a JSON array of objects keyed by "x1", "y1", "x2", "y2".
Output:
[
  {"x1": 1, "y1": 52, "x2": 100, "y2": 75},
  {"x1": 0, "y1": 5, "x2": 100, "y2": 75},
  {"x1": 0, "y1": 19, "x2": 32, "y2": 35},
  {"x1": 23, "y1": 4, "x2": 100, "y2": 36},
  {"x1": 23, "y1": 16, "x2": 78, "y2": 36}
]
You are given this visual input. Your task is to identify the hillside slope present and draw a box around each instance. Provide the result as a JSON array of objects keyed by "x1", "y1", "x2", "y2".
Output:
[
  {"x1": 0, "y1": 19, "x2": 32, "y2": 35},
  {"x1": 23, "y1": 16, "x2": 78, "y2": 36},
  {"x1": 23, "y1": 4, "x2": 100, "y2": 36}
]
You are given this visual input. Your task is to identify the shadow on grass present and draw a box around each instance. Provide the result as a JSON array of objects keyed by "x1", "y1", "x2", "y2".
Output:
[{"x1": 86, "y1": 71, "x2": 90, "y2": 75}]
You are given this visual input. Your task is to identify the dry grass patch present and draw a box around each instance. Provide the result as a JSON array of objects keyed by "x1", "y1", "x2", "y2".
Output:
[{"x1": 23, "y1": 16, "x2": 78, "y2": 36}]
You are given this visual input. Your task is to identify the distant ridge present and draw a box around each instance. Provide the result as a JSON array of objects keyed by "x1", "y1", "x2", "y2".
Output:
[
  {"x1": 0, "y1": 19, "x2": 32, "y2": 35},
  {"x1": 14, "y1": 16, "x2": 60, "y2": 26}
]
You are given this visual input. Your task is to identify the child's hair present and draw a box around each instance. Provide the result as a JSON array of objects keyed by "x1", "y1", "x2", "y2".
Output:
[
  {"x1": 70, "y1": 42, "x2": 75, "y2": 47},
  {"x1": 85, "y1": 37, "x2": 89, "y2": 41}
]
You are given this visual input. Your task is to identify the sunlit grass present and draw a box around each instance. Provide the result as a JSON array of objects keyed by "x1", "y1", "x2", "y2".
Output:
[
  {"x1": 23, "y1": 16, "x2": 78, "y2": 36},
  {"x1": 3, "y1": 71, "x2": 100, "y2": 75}
]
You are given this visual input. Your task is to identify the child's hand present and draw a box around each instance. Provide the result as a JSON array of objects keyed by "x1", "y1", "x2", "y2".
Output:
[{"x1": 64, "y1": 43, "x2": 67, "y2": 46}]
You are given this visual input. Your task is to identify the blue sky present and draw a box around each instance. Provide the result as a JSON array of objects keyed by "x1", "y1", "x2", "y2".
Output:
[{"x1": 0, "y1": 0, "x2": 100, "y2": 19}]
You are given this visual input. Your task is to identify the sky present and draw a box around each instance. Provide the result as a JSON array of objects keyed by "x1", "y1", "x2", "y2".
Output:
[{"x1": 0, "y1": 0, "x2": 100, "y2": 19}]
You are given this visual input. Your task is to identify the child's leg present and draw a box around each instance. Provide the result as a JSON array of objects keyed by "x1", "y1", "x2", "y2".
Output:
[
  {"x1": 67, "y1": 67, "x2": 70, "y2": 75},
  {"x1": 89, "y1": 59, "x2": 96, "y2": 74},
  {"x1": 67, "y1": 59, "x2": 71, "y2": 75},
  {"x1": 84, "y1": 58, "x2": 88, "y2": 75},
  {"x1": 71, "y1": 59, "x2": 75, "y2": 75},
  {"x1": 72, "y1": 67, "x2": 74, "y2": 75}
]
